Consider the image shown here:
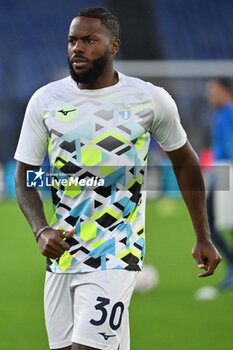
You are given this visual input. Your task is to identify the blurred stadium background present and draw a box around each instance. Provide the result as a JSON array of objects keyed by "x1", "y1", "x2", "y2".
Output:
[{"x1": 0, "y1": 0, "x2": 232, "y2": 349}]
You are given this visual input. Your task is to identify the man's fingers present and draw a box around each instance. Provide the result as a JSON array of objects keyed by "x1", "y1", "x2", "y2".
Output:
[
  {"x1": 195, "y1": 256, "x2": 202, "y2": 264},
  {"x1": 59, "y1": 228, "x2": 76, "y2": 239},
  {"x1": 198, "y1": 258, "x2": 219, "y2": 277},
  {"x1": 198, "y1": 269, "x2": 214, "y2": 277},
  {"x1": 194, "y1": 255, "x2": 208, "y2": 270},
  {"x1": 56, "y1": 228, "x2": 76, "y2": 252},
  {"x1": 45, "y1": 241, "x2": 69, "y2": 258},
  {"x1": 59, "y1": 241, "x2": 70, "y2": 251},
  {"x1": 39, "y1": 228, "x2": 76, "y2": 259},
  {"x1": 42, "y1": 244, "x2": 65, "y2": 259},
  {"x1": 64, "y1": 228, "x2": 76, "y2": 238},
  {"x1": 198, "y1": 263, "x2": 208, "y2": 271},
  {"x1": 55, "y1": 238, "x2": 70, "y2": 251}
]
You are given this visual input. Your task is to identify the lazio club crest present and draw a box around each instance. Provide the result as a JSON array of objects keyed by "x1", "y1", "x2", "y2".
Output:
[{"x1": 120, "y1": 109, "x2": 131, "y2": 120}]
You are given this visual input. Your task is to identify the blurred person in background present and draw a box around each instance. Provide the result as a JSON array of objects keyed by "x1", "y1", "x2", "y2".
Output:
[{"x1": 206, "y1": 78, "x2": 233, "y2": 290}]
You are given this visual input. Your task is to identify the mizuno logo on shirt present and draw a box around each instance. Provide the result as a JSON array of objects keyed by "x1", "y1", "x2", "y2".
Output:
[
  {"x1": 58, "y1": 108, "x2": 77, "y2": 115},
  {"x1": 98, "y1": 332, "x2": 116, "y2": 340}
]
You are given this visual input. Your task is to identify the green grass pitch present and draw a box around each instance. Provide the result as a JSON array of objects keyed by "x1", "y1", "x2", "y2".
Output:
[{"x1": 1, "y1": 198, "x2": 232, "y2": 350}]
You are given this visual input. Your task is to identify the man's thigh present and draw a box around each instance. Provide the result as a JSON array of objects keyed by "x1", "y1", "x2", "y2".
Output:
[
  {"x1": 44, "y1": 270, "x2": 137, "y2": 350},
  {"x1": 71, "y1": 270, "x2": 137, "y2": 350},
  {"x1": 53, "y1": 344, "x2": 99, "y2": 350},
  {"x1": 72, "y1": 345, "x2": 100, "y2": 350},
  {"x1": 55, "y1": 345, "x2": 98, "y2": 350},
  {"x1": 44, "y1": 272, "x2": 74, "y2": 349},
  {"x1": 54, "y1": 345, "x2": 99, "y2": 350}
]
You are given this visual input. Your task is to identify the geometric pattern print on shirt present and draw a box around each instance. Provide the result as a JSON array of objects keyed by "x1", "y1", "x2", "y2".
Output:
[{"x1": 45, "y1": 93, "x2": 154, "y2": 273}]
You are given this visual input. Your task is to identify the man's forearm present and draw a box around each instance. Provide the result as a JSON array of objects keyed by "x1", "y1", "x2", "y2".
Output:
[
  {"x1": 173, "y1": 165, "x2": 211, "y2": 243},
  {"x1": 167, "y1": 141, "x2": 211, "y2": 243},
  {"x1": 15, "y1": 162, "x2": 48, "y2": 236}
]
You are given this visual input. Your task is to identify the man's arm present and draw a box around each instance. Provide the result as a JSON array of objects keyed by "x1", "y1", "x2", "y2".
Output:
[
  {"x1": 15, "y1": 161, "x2": 74, "y2": 259},
  {"x1": 166, "y1": 141, "x2": 222, "y2": 277}
]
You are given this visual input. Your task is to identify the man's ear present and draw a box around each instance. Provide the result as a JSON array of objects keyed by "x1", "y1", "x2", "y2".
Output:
[{"x1": 111, "y1": 39, "x2": 121, "y2": 56}]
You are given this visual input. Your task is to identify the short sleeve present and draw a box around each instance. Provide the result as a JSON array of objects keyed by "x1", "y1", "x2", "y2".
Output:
[
  {"x1": 14, "y1": 90, "x2": 48, "y2": 165},
  {"x1": 149, "y1": 87, "x2": 187, "y2": 152}
]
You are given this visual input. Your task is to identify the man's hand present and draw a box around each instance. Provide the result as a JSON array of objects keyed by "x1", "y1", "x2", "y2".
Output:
[
  {"x1": 37, "y1": 228, "x2": 76, "y2": 259},
  {"x1": 192, "y1": 239, "x2": 222, "y2": 277}
]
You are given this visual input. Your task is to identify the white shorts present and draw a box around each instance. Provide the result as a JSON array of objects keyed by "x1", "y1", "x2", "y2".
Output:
[{"x1": 44, "y1": 269, "x2": 137, "y2": 350}]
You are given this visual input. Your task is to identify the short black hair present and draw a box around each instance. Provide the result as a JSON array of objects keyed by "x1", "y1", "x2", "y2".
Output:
[
  {"x1": 214, "y1": 78, "x2": 233, "y2": 94},
  {"x1": 74, "y1": 7, "x2": 120, "y2": 40}
]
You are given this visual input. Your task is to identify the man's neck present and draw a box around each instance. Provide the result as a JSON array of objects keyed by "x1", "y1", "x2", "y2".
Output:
[{"x1": 78, "y1": 66, "x2": 119, "y2": 90}]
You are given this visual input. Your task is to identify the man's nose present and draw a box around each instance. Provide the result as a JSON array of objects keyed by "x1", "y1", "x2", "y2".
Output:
[{"x1": 73, "y1": 40, "x2": 85, "y2": 53}]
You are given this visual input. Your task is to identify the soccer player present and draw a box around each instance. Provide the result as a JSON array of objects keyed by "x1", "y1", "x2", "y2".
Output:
[
  {"x1": 14, "y1": 7, "x2": 221, "y2": 350},
  {"x1": 206, "y1": 78, "x2": 233, "y2": 290}
]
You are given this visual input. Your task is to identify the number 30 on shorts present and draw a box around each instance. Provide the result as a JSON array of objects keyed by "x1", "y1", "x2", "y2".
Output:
[{"x1": 90, "y1": 296, "x2": 125, "y2": 330}]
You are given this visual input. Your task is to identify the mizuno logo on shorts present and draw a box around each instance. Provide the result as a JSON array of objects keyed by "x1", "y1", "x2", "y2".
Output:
[{"x1": 98, "y1": 332, "x2": 116, "y2": 340}]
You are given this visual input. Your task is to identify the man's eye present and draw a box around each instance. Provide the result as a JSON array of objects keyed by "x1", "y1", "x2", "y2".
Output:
[
  {"x1": 86, "y1": 38, "x2": 95, "y2": 43},
  {"x1": 68, "y1": 39, "x2": 76, "y2": 44}
]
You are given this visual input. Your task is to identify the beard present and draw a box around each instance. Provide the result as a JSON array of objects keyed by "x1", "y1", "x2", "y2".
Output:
[{"x1": 68, "y1": 49, "x2": 110, "y2": 85}]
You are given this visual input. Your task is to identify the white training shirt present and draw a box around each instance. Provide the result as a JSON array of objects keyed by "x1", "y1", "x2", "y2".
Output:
[{"x1": 14, "y1": 72, "x2": 187, "y2": 273}]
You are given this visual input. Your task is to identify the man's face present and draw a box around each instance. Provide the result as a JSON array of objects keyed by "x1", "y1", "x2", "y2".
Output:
[
  {"x1": 68, "y1": 16, "x2": 116, "y2": 85},
  {"x1": 206, "y1": 81, "x2": 228, "y2": 108}
]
